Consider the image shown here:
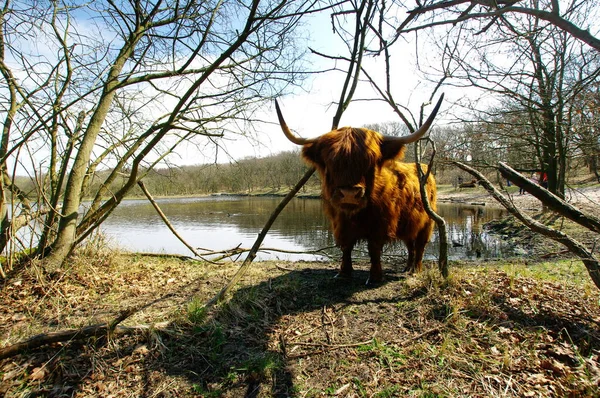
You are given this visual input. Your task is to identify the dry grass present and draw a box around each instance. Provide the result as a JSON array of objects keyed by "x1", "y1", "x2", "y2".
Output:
[{"x1": 1, "y1": 246, "x2": 599, "y2": 397}]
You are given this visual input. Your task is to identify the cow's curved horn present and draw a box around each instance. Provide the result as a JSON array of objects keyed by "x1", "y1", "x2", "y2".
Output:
[
  {"x1": 386, "y1": 94, "x2": 444, "y2": 144},
  {"x1": 275, "y1": 100, "x2": 317, "y2": 146}
]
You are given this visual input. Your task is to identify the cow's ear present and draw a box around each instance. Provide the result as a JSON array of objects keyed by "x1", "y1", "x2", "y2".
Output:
[
  {"x1": 302, "y1": 142, "x2": 324, "y2": 167},
  {"x1": 380, "y1": 140, "x2": 407, "y2": 162}
]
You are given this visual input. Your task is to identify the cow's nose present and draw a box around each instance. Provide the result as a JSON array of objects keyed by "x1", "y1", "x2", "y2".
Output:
[{"x1": 339, "y1": 186, "x2": 365, "y2": 202}]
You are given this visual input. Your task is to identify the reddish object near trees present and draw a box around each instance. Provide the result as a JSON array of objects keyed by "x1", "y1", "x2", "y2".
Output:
[{"x1": 275, "y1": 96, "x2": 443, "y2": 284}]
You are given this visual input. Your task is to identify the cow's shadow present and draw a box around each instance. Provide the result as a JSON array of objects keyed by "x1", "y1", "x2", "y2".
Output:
[{"x1": 151, "y1": 265, "x2": 408, "y2": 397}]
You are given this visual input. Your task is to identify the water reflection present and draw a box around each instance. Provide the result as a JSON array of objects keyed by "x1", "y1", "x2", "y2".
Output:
[
  {"x1": 100, "y1": 197, "x2": 511, "y2": 261},
  {"x1": 434, "y1": 204, "x2": 509, "y2": 260}
]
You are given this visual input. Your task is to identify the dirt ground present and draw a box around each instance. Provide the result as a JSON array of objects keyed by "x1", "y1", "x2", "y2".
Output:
[
  {"x1": 1, "y1": 256, "x2": 599, "y2": 397},
  {"x1": 1, "y1": 185, "x2": 599, "y2": 397}
]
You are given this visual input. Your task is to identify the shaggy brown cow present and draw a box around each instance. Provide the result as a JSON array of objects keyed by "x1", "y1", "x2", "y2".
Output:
[{"x1": 275, "y1": 96, "x2": 443, "y2": 284}]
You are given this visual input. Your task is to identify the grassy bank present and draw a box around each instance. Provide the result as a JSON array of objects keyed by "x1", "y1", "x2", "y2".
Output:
[{"x1": 1, "y1": 250, "x2": 599, "y2": 397}]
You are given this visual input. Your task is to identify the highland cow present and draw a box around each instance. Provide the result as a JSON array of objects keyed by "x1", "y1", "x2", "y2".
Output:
[{"x1": 275, "y1": 96, "x2": 442, "y2": 283}]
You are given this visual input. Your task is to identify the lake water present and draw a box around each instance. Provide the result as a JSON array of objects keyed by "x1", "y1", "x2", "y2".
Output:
[{"x1": 99, "y1": 196, "x2": 511, "y2": 262}]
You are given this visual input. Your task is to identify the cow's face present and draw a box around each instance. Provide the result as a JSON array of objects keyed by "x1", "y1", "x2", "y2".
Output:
[{"x1": 301, "y1": 128, "x2": 405, "y2": 213}]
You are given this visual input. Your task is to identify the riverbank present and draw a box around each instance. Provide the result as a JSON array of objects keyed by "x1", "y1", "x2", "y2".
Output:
[
  {"x1": 121, "y1": 182, "x2": 600, "y2": 219},
  {"x1": 204, "y1": 184, "x2": 600, "y2": 217}
]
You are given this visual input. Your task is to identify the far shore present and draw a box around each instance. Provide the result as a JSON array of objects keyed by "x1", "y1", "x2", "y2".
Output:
[{"x1": 115, "y1": 183, "x2": 600, "y2": 217}]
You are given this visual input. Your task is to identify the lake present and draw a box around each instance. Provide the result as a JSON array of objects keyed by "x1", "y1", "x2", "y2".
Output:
[{"x1": 98, "y1": 196, "x2": 511, "y2": 262}]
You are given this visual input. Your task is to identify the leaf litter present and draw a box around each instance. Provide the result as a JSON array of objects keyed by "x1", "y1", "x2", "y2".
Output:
[{"x1": 0, "y1": 247, "x2": 599, "y2": 397}]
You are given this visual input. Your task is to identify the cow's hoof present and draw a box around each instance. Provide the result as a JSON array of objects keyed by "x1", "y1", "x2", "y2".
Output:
[
  {"x1": 334, "y1": 272, "x2": 352, "y2": 280},
  {"x1": 365, "y1": 276, "x2": 383, "y2": 286}
]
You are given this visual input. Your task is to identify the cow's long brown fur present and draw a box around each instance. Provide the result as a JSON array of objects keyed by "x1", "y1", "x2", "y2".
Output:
[{"x1": 300, "y1": 127, "x2": 436, "y2": 283}]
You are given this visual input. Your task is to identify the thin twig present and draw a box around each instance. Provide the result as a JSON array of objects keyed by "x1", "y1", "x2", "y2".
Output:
[
  {"x1": 205, "y1": 168, "x2": 316, "y2": 306},
  {"x1": 137, "y1": 180, "x2": 218, "y2": 264},
  {"x1": 287, "y1": 338, "x2": 374, "y2": 359}
]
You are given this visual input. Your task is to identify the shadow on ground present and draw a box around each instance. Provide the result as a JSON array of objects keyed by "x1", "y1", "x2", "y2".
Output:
[{"x1": 152, "y1": 266, "x2": 406, "y2": 397}]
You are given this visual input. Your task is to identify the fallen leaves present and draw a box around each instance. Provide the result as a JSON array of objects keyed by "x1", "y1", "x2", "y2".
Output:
[{"x1": 1, "y1": 258, "x2": 600, "y2": 397}]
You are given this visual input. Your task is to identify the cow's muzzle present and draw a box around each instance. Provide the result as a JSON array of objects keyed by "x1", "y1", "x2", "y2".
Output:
[{"x1": 337, "y1": 186, "x2": 365, "y2": 205}]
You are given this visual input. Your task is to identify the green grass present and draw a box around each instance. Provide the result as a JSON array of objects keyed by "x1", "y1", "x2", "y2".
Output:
[
  {"x1": 187, "y1": 297, "x2": 208, "y2": 324},
  {"x1": 492, "y1": 259, "x2": 590, "y2": 285}
]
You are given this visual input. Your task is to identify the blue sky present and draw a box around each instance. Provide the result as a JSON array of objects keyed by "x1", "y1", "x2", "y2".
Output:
[{"x1": 197, "y1": 8, "x2": 455, "y2": 164}]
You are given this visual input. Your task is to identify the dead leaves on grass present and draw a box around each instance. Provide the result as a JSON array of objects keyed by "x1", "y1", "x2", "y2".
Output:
[
  {"x1": 269, "y1": 268, "x2": 600, "y2": 396},
  {"x1": 1, "y1": 259, "x2": 600, "y2": 397}
]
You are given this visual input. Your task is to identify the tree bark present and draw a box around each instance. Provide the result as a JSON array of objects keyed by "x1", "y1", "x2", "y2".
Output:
[{"x1": 498, "y1": 162, "x2": 600, "y2": 233}]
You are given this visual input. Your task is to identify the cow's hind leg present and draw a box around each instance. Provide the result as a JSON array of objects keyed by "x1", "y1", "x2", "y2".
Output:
[
  {"x1": 367, "y1": 240, "x2": 383, "y2": 284},
  {"x1": 413, "y1": 225, "x2": 434, "y2": 273},
  {"x1": 404, "y1": 240, "x2": 417, "y2": 273}
]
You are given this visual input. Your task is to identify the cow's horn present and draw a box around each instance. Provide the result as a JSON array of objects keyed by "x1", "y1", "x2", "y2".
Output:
[
  {"x1": 386, "y1": 94, "x2": 444, "y2": 144},
  {"x1": 275, "y1": 100, "x2": 317, "y2": 146}
]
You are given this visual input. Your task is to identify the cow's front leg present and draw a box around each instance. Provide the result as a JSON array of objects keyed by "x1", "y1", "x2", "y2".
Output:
[
  {"x1": 335, "y1": 244, "x2": 354, "y2": 279},
  {"x1": 367, "y1": 240, "x2": 383, "y2": 284}
]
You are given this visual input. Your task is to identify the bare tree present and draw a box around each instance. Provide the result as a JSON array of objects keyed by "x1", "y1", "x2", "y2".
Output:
[
  {"x1": 408, "y1": 1, "x2": 600, "y2": 198},
  {"x1": 0, "y1": 0, "x2": 323, "y2": 271},
  {"x1": 570, "y1": 80, "x2": 600, "y2": 181},
  {"x1": 396, "y1": 0, "x2": 600, "y2": 52}
]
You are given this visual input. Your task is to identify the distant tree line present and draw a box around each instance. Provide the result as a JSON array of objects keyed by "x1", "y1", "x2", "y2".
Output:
[{"x1": 84, "y1": 150, "x2": 321, "y2": 197}]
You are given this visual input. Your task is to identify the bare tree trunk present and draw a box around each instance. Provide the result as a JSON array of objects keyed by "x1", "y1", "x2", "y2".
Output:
[{"x1": 416, "y1": 138, "x2": 448, "y2": 278}]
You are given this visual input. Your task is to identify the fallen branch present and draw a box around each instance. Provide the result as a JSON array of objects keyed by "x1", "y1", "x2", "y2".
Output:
[
  {"x1": 128, "y1": 252, "x2": 196, "y2": 261},
  {"x1": 274, "y1": 263, "x2": 296, "y2": 271},
  {"x1": 0, "y1": 306, "x2": 141, "y2": 360},
  {"x1": 132, "y1": 246, "x2": 336, "y2": 264},
  {"x1": 454, "y1": 161, "x2": 600, "y2": 289},
  {"x1": 397, "y1": 325, "x2": 443, "y2": 346},
  {"x1": 198, "y1": 245, "x2": 336, "y2": 262}
]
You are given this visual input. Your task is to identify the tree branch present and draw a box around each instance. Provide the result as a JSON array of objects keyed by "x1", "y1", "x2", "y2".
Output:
[
  {"x1": 137, "y1": 180, "x2": 218, "y2": 263},
  {"x1": 454, "y1": 161, "x2": 600, "y2": 289},
  {"x1": 498, "y1": 162, "x2": 600, "y2": 234},
  {"x1": 400, "y1": 4, "x2": 600, "y2": 52},
  {"x1": 206, "y1": 167, "x2": 316, "y2": 305}
]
